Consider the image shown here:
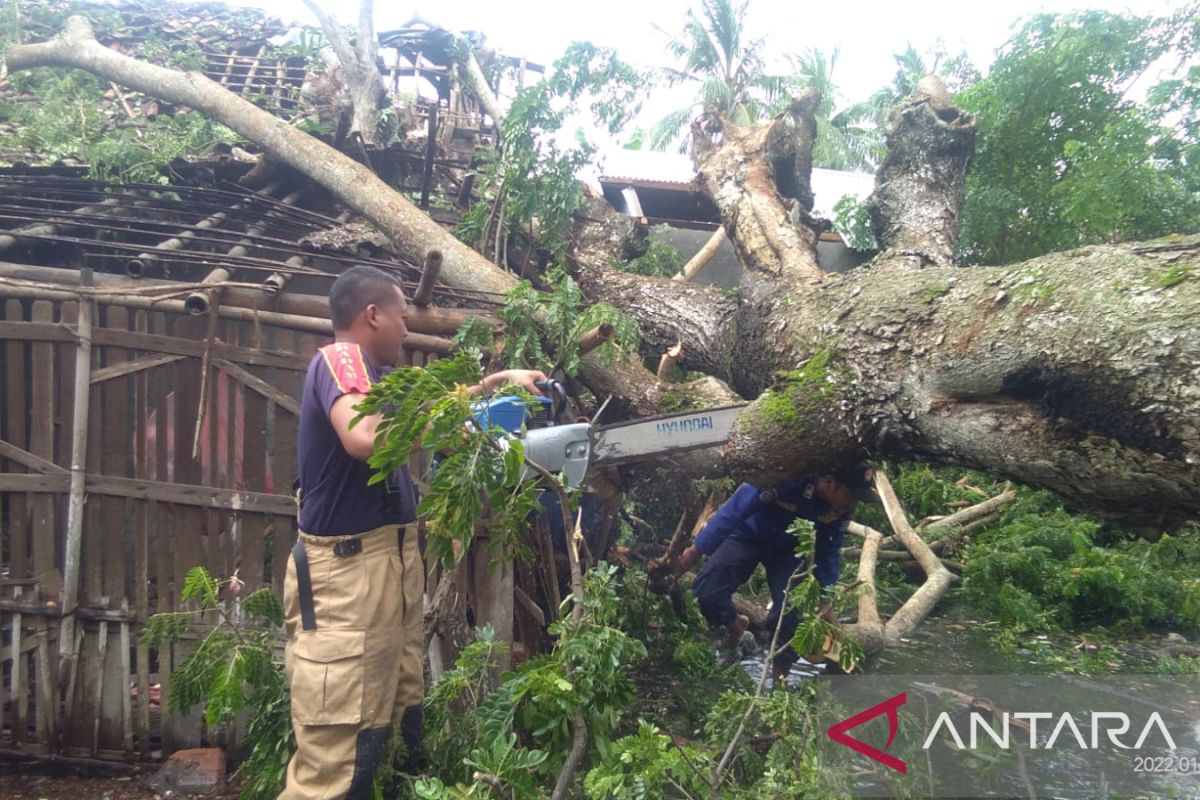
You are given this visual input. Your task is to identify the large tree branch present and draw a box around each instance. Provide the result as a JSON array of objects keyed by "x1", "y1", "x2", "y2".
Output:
[
  {"x1": 867, "y1": 76, "x2": 977, "y2": 267},
  {"x1": 575, "y1": 264, "x2": 738, "y2": 378},
  {"x1": 301, "y1": 0, "x2": 355, "y2": 71},
  {"x1": 691, "y1": 90, "x2": 825, "y2": 283},
  {"x1": 5, "y1": 16, "x2": 514, "y2": 295},
  {"x1": 302, "y1": 0, "x2": 385, "y2": 145},
  {"x1": 455, "y1": 37, "x2": 506, "y2": 127}
]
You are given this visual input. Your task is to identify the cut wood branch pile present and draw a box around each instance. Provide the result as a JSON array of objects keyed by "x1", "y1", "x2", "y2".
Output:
[{"x1": 838, "y1": 471, "x2": 987, "y2": 653}]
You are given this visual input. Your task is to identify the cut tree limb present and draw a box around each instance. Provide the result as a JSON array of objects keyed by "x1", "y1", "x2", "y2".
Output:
[
  {"x1": 840, "y1": 471, "x2": 957, "y2": 652},
  {"x1": 656, "y1": 342, "x2": 683, "y2": 381},
  {"x1": 690, "y1": 90, "x2": 825, "y2": 283},
  {"x1": 867, "y1": 75, "x2": 977, "y2": 267}
]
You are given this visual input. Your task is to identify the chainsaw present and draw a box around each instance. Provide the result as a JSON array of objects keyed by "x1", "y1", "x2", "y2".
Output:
[{"x1": 472, "y1": 379, "x2": 746, "y2": 487}]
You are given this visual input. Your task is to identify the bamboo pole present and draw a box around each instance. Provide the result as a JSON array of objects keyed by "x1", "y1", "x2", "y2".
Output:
[
  {"x1": 0, "y1": 279, "x2": 465, "y2": 354},
  {"x1": 673, "y1": 226, "x2": 726, "y2": 282},
  {"x1": 414, "y1": 250, "x2": 443, "y2": 307},
  {"x1": 0, "y1": 261, "x2": 497, "y2": 335},
  {"x1": 126, "y1": 181, "x2": 282, "y2": 276},
  {"x1": 184, "y1": 268, "x2": 230, "y2": 316},
  {"x1": 0, "y1": 197, "x2": 122, "y2": 254},
  {"x1": 57, "y1": 269, "x2": 93, "y2": 711}
]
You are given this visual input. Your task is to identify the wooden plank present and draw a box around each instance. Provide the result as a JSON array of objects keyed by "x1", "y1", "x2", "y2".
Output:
[
  {"x1": 87, "y1": 475, "x2": 298, "y2": 515},
  {"x1": 62, "y1": 623, "x2": 86, "y2": 748},
  {"x1": 119, "y1": 623, "x2": 132, "y2": 758},
  {"x1": 29, "y1": 302, "x2": 56, "y2": 583},
  {"x1": 214, "y1": 358, "x2": 301, "y2": 416},
  {"x1": 241, "y1": 321, "x2": 269, "y2": 605},
  {"x1": 99, "y1": 308, "x2": 129, "y2": 751},
  {"x1": 90, "y1": 352, "x2": 186, "y2": 385},
  {"x1": 12, "y1": 612, "x2": 26, "y2": 744},
  {"x1": 91, "y1": 621, "x2": 108, "y2": 756},
  {"x1": 91, "y1": 327, "x2": 308, "y2": 371},
  {"x1": 0, "y1": 474, "x2": 298, "y2": 515},
  {"x1": 132, "y1": 312, "x2": 151, "y2": 755},
  {"x1": 0, "y1": 618, "x2": 5, "y2": 743},
  {"x1": 102, "y1": 307, "x2": 131, "y2": 607},
  {"x1": 4, "y1": 301, "x2": 30, "y2": 580},
  {"x1": 0, "y1": 473, "x2": 68, "y2": 492},
  {"x1": 263, "y1": 328, "x2": 299, "y2": 593},
  {"x1": 1, "y1": 323, "x2": 309, "y2": 374},
  {"x1": 151, "y1": 312, "x2": 174, "y2": 748},
  {"x1": 0, "y1": 320, "x2": 75, "y2": 343},
  {"x1": 58, "y1": 302, "x2": 79, "y2": 471},
  {"x1": 170, "y1": 316, "x2": 205, "y2": 750},
  {"x1": 0, "y1": 439, "x2": 66, "y2": 475},
  {"x1": 35, "y1": 619, "x2": 54, "y2": 744},
  {"x1": 112, "y1": 620, "x2": 131, "y2": 755}
]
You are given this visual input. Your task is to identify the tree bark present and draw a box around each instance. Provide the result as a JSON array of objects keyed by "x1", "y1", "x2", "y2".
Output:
[
  {"x1": 868, "y1": 76, "x2": 977, "y2": 267},
  {"x1": 454, "y1": 38, "x2": 505, "y2": 127},
  {"x1": 690, "y1": 89, "x2": 825, "y2": 284}
]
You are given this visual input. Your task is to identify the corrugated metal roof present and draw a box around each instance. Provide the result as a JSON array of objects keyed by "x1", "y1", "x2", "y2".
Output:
[{"x1": 598, "y1": 149, "x2": 874, "y2": 218}]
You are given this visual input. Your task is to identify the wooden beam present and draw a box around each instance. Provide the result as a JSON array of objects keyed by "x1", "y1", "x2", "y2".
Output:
[
  {"x1": 92, "y1": 327, "x2": 310, "y2": 371},
  {"x1": 0, "y1": 320, "x2": 74, "y2": 342},
  {"x1": 0, "y1": 473, "x2": 298, "y2": 516},
  {"x1": 90, "y1": 352, "x2": 186, "y2": 384},
  {"x1": 414, "y1": 250, "x2": 443, "y2": 308},
  {"x1": 0, "y1": 261, "x2": 500, "y2": 335},
  {"x1": 620, "y1": 186, "x2": 646, "y2": 220},
  {"x1": 0, "y1": 321, "x2": 310, "y2": 370},
  {"x1": 213, "y1": 358, "x2": 300, "y2": 416},
  {"x1": 0, "y1": 438, "x2": 67, "y2": 475}
]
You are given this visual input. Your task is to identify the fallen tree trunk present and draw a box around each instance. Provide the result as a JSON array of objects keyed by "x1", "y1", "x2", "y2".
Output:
[{"x1": 576, "y1": 84, "x2": 1200, "y2": 527}]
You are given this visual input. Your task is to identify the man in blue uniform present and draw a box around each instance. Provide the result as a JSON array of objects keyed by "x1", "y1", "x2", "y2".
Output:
[
  {"x1": 280, "y1": 265, "x2": 544, "y2": 800},
  {"x1": 675, "y1": 463, "x2": 878, "y2": 680}
]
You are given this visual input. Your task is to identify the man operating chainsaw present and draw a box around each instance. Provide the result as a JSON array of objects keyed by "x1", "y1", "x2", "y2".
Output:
[
  {"x1": 279, "y1": 265, "x2": 544, "y2": 800},
  {"x1": 669, "y1": 463, "x2": 878, "y2": 682}
]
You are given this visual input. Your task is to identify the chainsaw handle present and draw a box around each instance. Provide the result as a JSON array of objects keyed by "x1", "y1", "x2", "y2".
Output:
[
  {"x1": 534, "y1": 378, "x2": 568, "y2": 424},
  {"x1": 533, "y1": 378, "x2": 566, "y2": 397}
]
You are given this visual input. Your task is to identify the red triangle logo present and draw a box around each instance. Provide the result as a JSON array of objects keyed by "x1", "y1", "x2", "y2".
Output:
[{"x1": 827, "y1": 691, "x2": 907, "y2": 773}]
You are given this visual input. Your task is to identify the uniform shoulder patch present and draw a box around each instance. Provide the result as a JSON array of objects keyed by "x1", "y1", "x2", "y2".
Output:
[{"x1": 319, "y1": 342, "x2": 373, "y2": 395}]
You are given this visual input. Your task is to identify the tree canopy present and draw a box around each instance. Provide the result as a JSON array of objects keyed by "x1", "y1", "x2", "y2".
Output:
[{"x1": 957, "y1": 9, "x2": 1200, "y2": 264}]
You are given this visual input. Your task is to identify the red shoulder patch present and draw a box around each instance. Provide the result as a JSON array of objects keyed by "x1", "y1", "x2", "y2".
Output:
[{"x1": 319, "y1": 342, "x2": 373, "y2": 395}]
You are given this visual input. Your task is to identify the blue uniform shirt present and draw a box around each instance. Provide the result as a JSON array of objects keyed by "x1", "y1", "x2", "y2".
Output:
[
  {"x1": 693, "y1": 478, "x2": 850, "y2": 588},
  {"x1": 297, "y1": 342, "x2": 417, "y2": 536}
]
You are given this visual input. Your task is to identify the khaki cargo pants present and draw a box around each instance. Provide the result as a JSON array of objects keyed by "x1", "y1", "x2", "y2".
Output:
[{"x1": 278, "y1": 523, "x2": 424, "y2": 800}]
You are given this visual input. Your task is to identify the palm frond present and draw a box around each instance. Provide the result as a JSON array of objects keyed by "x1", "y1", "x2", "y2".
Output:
[{"x1": 649, "y1": 106, "x2": 698, "y2": 152}]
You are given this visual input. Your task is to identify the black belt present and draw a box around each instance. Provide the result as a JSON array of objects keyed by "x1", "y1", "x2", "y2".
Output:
[{"x1": 290, "y1": 526, "x2": 406, "y2": 631}]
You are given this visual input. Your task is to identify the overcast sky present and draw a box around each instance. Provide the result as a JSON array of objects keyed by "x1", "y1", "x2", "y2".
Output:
[
  {"x1": 196, "y1": 0, "x2": 1193, "y2": 163},
  {"x1": 223, "y1": 0, "x2": 1191, "y2": 103}
]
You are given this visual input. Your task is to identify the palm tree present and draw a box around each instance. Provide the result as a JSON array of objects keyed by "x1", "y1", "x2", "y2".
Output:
[
  {"x1": 647, "y1": 0, "x2": 787, "y2": 151},
  {"x1": 784, "y1": 47, "x2": 883, "y2": 171}
]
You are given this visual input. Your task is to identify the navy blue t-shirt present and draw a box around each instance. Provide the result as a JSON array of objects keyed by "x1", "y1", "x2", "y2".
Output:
[
  {"x1": 694, "y1": 478, "x2": 850, "y2": 588},
  {"x1": 297, "y1": 342, "x2": 417, "y2": 536}
]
